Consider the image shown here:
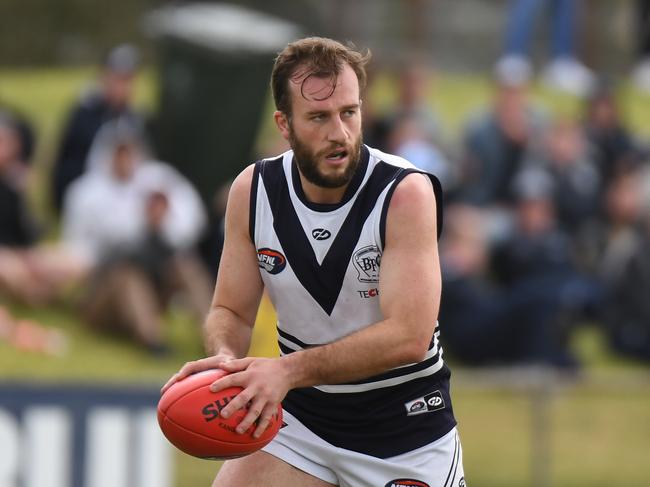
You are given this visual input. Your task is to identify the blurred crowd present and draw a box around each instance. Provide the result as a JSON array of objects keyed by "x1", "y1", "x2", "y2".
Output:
[
  {"x1": 365, "y1": 0, "x2": 650, "y2": 369},
  {"x1": 0, "y1": 45, "x2": 214, "y2": 357},
  {"x1": 1, "y1": 0, "x2": 650, "y2": 367}
]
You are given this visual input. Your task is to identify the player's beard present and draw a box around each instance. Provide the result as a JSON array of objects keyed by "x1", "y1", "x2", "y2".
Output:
[{"x1": 288, "y1": 127, "x2": 362, "y2": 189}]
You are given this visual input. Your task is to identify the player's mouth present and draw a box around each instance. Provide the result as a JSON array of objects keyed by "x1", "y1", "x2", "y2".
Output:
[{"x1": 325, "y1": 148, "x2": 349, "y2": 165}]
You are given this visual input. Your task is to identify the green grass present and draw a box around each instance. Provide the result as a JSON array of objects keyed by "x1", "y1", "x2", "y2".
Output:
[{"x1": 1, "y1": 67, "x2": 650, "y2": 486}]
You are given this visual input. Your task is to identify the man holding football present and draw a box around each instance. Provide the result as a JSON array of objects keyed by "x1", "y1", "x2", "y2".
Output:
[{"x1": 163, "y1": 36, "x2": 465, "y2": 487}]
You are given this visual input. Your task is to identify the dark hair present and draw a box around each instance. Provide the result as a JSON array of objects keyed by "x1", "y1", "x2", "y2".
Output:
[{"x1": 271, "y1": 37, "x2": 371, "y2": 116}]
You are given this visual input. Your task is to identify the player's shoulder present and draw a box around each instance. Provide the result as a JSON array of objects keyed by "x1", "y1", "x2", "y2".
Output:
[
  {"x1": 383, "y1": 171, "x2": 438, "y2": 246},
  {"x1": 389, "y1": 171, "x2": 437, "y2": 216},
  {"x1": 367, "y1": 145, "x2": 416, "y2": 171},
  {"x1": 229, "y1": 150, "x2": 291, "y2": 205},
  {"x1": 227, "y1": 164, "x2": 258, "y2": 213},
  {"x1": 366, "y1": 146, "x2": 435, "y2": 209}
]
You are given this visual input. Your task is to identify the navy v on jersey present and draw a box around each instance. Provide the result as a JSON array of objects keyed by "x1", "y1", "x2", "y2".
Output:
[{"x1": 250, "y1": 145, "x2": 456, "y2": 458}]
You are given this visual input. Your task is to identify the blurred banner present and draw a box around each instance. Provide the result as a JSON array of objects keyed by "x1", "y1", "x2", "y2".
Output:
[{"x1": 0, "y1": 383, "x2": 171, "y2": 487}]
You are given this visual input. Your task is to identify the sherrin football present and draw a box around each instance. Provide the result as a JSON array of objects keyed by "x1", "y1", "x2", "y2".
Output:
[{"x1": 157, "y1": 369, "x2": 283, "y2": 459}]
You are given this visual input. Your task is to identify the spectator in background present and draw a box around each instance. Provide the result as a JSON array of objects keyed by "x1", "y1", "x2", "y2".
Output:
[
  {"x1": 0, "y1": 104, "x2": 36, "y2": 164},
  {"x1": 604, "y1": 209, "x2": 650, "y2": 362},
  {"x1": 0, "y1": 114, "x2": 84, "y2": 304},
  {"x1": 583, "y1": 165, "x2": 650, "y2": 361},
  {"x1": 522, "y1": 118, "x2": 600, "y2": 235},
  {"x1": 364, "y1": 63, "x2": 449, "y2": 182},
  {"x1": 496, "y1": 0, "x2": 595, "y2": 96},
  {"x1": 0, "y1": 114, "x2": 41, "y2": 302},
  {"x1": 364, "y1": 62, "x2": 441, "y2": 151},
  {"x1": 388, "y1": 115, "x2": 455, "y2": 190},
  {"x1": 492, "y1": 169, "x2": 602, "y2": 331},
  {"x1": 385, "y1": 63, "x2": 442, "y2": 147},
  {"x1": 583, "y1": 82, "x2": 644, "y2": 184},
  {"x1": 491, "y1": 169, "x2": 572, "y2": 286},
  {"x1": 51, "y1": 44, "x2": 144, "y2": 214},
  {"x1": 62, "y1": 122, "x2": 211, "y2": 354},
  {"x1": 0, "y1": 114, "x2": 38, "y2": 247},
  {"x1": 438, "y1": 204, "x2": 578, "y2": 368},
  {"x1": 588, "y1": 168, "x2": 647, "y2": 278},
  {"x1": 458, "y1": 69, "x2": 546, "y2": 210}
]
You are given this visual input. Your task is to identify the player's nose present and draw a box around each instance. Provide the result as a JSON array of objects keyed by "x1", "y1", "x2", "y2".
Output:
[{"x1": 326, "y1": 116, "x2": 349, "y2": 144}]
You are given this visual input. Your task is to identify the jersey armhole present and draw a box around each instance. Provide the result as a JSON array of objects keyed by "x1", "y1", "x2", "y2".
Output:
[
  {"x1": 249, "y1": 161, "x2": 262, "y2": 245},
  {"x1": 379, "y1": 169, "x2": 444, "y2": 249}
]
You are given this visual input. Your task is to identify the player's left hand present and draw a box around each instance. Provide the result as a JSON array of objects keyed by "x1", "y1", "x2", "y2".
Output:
[{"x1": 210, "y1": 357, "x2": 291, "y2": 438}]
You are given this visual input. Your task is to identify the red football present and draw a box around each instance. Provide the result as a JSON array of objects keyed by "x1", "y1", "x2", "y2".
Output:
[{"x1": 158, "y1": 369, "x2": 283, "y2": 459}]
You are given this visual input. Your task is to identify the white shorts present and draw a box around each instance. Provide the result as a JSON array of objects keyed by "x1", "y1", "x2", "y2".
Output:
[{"x1": 262, "y1": 410, "x2": 466, "y2": 487}]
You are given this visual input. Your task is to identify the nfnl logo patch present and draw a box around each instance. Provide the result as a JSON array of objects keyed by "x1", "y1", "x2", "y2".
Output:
[
  {"x1": 353, "y1": 245, "x2": 381, "y2": 282},
  {"x1": 404, "y1": 390, "x2": 445, "y2": 416},
  {"x1": 257, "y1": 248, "x2": 286, "y2": 275},
  {"x1": 385, "y1": 479, "x2": 430, "y2": 487}
]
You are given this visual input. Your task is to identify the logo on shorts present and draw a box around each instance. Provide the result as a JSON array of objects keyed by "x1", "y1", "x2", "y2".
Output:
[
  {"x1": 257, "y1": 248, "x2": 286, "y2": 275},
  {"x1": 385, "y1": 479, "x2": 430, "y2": 487},
  {"x1": 404, "y1": 390, "x2": 445, "y2": 416},
  {"x1": 459, "y1": 478, "x2": 466, "y2": 487},
  {"x1": 353, "y1": 245, "x2": 381, "y2": 282},
  {"x1": 311, "y1": 228, "x2": 331, "y2": 240}
]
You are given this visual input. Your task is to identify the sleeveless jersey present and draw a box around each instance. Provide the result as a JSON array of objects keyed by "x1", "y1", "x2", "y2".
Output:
[{"x1": 250, "y1": 144, "x2": 456, "y2": 458}]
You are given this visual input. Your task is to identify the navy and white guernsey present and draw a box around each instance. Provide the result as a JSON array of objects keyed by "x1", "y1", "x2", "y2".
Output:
[{"x1": 250, "y1": 144, "x2": 456, "y2": 459}]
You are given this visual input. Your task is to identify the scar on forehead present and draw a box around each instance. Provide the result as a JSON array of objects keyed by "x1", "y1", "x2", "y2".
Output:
[{"x1": 290, "y1": 68, "x2": 338, "y2": 102}]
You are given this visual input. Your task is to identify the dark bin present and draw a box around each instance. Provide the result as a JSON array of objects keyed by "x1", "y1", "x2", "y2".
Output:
[{"x1": 145, "y1": 3, "x2": 300, "y2": 204}]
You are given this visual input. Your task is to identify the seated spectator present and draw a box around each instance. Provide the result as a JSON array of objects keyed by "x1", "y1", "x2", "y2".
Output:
[
  {"x1": 62, "y1": 122, "x2": 211, "y2": 354},
  {"x1": 604, "y1": 212, "x2": 650, "y2": 362},
  {"x1": 577, "y1": 167, "x2": 647, "y2": 276},
  {"x1": 458, "y1": 71, "x2": 547, "y2": 207},
  {"x1": 574, "y1": 166, "x2": 650, "y2": 361},
  {"x1": 522, "y1": 118, "x2": 600, "y2": 235},
  {"x1": 0, "y1": 115, "x2": 85, "y2": 305},
  {"x1": 492, "y1": 169, "x2": 602, "y2": 325},
  {"x1": 388, "y1": 115, "x2": 455, "y2": 190},
  {"x1": 438, "y1": 204, "x2": 579, "y2": 369},
  {"x1": 0, "y1": 105, "x2": 36, "y2": 164},
  {"x1": 51, "y1": 43, "x2": 144, "y2": 214},
  {"x1": 583, "y1": 82, "x2": 645, "y2": 184},
  {"x1": 0, "y1": 114, "x2": 38, "y2": 247},
  {"x1": 491, "y1": 169, "x2": 573, "y2": 285},
  {"x1": 364, "y1": 62, "x2": 444, "y2": 155}
]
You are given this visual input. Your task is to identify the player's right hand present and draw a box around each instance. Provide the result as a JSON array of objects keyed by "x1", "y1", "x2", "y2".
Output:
[{"x1": 160, "y1": 353, "x2": 235, "y2": 395}]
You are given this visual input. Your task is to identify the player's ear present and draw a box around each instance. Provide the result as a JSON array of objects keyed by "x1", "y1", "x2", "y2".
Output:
[{"x1": 274, "y1": 111, "x2": 291, "y2": 141}]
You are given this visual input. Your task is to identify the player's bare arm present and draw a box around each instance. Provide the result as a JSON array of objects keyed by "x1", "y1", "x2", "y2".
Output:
[
  {"x1": 213, "y1": 172, "x2": 440, "y2": 436},
  {"x1": 161, "y1": 164, "x2": 263, "y2": 393}
]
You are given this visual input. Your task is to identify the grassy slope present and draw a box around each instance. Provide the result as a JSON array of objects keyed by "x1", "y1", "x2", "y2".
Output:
[{"x1": 1, "y1": 67, "x2": 650, "y2": 486}]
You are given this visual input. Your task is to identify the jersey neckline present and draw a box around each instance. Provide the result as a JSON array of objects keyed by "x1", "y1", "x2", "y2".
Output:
[{"x1": 290, "y1": 145, "x2": 370, "y2": 213}]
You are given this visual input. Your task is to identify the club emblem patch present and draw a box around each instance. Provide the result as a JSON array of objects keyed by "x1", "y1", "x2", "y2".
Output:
[{"x1": 353, "y1": 245, "x2": 381, "y2": 283}]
